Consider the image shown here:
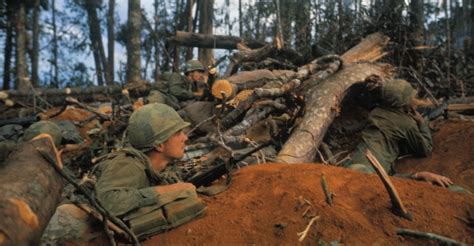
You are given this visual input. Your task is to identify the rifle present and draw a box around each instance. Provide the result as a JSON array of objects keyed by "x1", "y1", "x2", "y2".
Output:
[
  {"x1": 188, "y1": 140, "x2": 272, "y2": 188},
  {"x1": 208, "y1": 55, "x2": 228, "y2": 72},
  {"x1": 204, "y1": 55, "x2": 228, "y2": 101},
  {"x1": 420, "y1": 100, "x2": 448, "y2": 121}
]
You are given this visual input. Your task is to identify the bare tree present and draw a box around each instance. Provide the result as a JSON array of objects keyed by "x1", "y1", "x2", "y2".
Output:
[
  {"x1": 238, "y1": 0, "x2": 242, "y2": 37},
  {"x1": 295, "y1": 0, "x2": 311, "y2": 60},
  {"x1": 51, "y1": 0, "x2": 59, "y2": 87},
  {"x1": 185, "y1": 0, "x2": 194, "y2": 61},
  {"x1": 107, "y1": 0, "x2": 115, "y2": 85},
  {"x1": 84, "y1": 0, "x2": 108, "y2": 86},
  {"x1": 2, "y1": 2, "x2": 14, "y2": 90},
  {"x1": 409, "y1": 0, "x2": 424, "y2": 46},
  {"x1": 31, "y1": 0, "x2": 40, "y2": 87},
  {"x1": 126, "y1": 0, "x2": 142, "y2": 84},
  {"x1": 198, "y1": 0, "x2": 214, "y2": 67},
  {"x1": 153, "y1": 0, "x2": 160, "y2": 81},
  {"x1": 15, "y1": 1, "x2": 31, "y2": 91}
]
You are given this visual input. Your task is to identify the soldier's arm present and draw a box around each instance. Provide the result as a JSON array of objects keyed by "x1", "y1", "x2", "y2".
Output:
[
  {"x1": 405, "y1": 118, "x2": 433, "y2": 157},
  {"x1": 95, "y1": 162, "x2": 159, "y2": 217},
  {"x1": 169, "y1": 73, "x2": 195, "y2": 100}
]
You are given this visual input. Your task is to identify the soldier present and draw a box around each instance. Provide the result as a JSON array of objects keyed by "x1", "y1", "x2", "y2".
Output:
[
  {"x1": 343, "y1": 79, "x2": 468, "y2": 192},
  {"x1": 147, "y1": 60, "x2": 214, "y2": 110},
  {"x1": 93, "y1": 103, "x2": 206, "y2": 239},
  {"x1": 1, "y1": 120, "x2": 82, "y2": 163},
  {"x1": 169, "y1": 59, "x2": 206, "y2": 102}
]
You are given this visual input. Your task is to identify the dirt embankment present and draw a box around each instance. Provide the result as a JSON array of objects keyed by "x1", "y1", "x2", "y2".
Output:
[
  {"x1": 145, "y1": 163, "x2": 473, "y2": 245},
  {"x1": 396, "y1": 119, "x2": 474, "y2": 191}
]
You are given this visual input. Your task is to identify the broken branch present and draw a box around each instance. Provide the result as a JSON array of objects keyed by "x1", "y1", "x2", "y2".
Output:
[
  {"x1": 320, "y1": 173, "x2": 334, "y2": 205},
  {"x1": 396, "y1": 228, "x2": 466, "y2": 246},
  {"x1": 297, "y1": 216, "x2": 320, "y2": 242},
  {"x1": 366, "y1": 149, "x2": 412, "y2": 220}
]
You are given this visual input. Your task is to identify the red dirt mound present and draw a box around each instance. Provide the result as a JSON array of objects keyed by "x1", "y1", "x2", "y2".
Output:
[
  {"x1": 395, "y1": 119, "x2": 474, "y2": 191},
  {"x1": 144, "y1": 164, "x2": 473, "y2": 245}
]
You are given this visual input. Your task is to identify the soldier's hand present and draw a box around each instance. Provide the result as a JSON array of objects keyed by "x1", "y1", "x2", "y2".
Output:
[
  {"x1": 194, "y1": 90, "x2": 204, "y2": 98},
  {"x1": 413, "y1": 171, "x2": 453, "y2": 188},
  {"x1": 208, "y1": 67, "x2": 217, "y2": 76},
  {"x1": 410, "y1": 105, "x2": 425, "y2": 125}
]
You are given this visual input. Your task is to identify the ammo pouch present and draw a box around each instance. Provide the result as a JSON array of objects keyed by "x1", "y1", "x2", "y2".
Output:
[{"x1": 122, "y1": 190, "x2": 206, "y2": 239}]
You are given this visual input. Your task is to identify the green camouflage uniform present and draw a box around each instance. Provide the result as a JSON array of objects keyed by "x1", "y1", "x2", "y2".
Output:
[
  {"x1": 93, "y1": 104, "x2": 206, "y2": 238},
  {"x1": 1, "y1": 120, "x2": 66, "y2": 163},
  {"x1": 344, "y1": 79, "x2": 470, "y2": 194},
  {"x1": 168, "y1": 73, "x2": 197, "y2": 101},
  {"x1": 93, "y1": 148, "x2": 194, "y2": 216},
  {"x1": 343, "y1": 107, "x2": 432, "y2": 175},
  {"x1": 168, "y1": 60, "x2": 207, "y2": 102},
  {"x1": 344, "y1": 79, "x2": 431, "y2": 174}
]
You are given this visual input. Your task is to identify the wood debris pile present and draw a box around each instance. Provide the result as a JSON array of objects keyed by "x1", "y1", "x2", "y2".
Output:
[{"x1": 0, "y1": 32, "x2": 473, "y2": 244}]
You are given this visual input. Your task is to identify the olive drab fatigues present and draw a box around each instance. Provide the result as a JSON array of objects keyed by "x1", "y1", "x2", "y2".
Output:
[
  {"x1": 169, "y1": 73, "x2": 209, "y2": 100},
  {"x1": 344, "y1": 107, "x2": 432, "y2": 175},
  {"x1": 93, "y1": 148, "x2": 206, "y2": 238}
]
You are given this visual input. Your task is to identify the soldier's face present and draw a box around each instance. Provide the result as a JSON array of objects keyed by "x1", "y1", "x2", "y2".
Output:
[
  {"x1": 190, "y1": 71, "x2": 204, "y2": 82},
  {"x1": 161, "y1": 130, "x2": 188, "y2": 160}
]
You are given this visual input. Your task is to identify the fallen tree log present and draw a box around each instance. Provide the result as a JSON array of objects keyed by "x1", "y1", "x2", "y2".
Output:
[
  {"x1": 277, "y1": 32, "x2": 392, "y2": 163},
  {"x1": 0, "y1": 137, "x2": 63, "y2": 245},
  {"x1": 213, "y1": 55, "x2": 342, "y2": 100},
  {"x1": 168, "y1": 31, "x2": 266, "y2": 50},
  {"x1": 0, "y1": 82, "x2": 158, "y2": 108},
  {"x1": 212, "y1": 69, "x2": 295, "y2": 99},
  {"x1": 277, "y1": 63, "x2": 392, "y2": 163}
]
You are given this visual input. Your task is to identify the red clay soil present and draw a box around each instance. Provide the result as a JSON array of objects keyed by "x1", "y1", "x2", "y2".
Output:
[
  {"x1": 143, "y1": 163, "x2": 473, "y2": 245},
  {"x1": 395, "y1": 119, "x2": 474, "y2": 191}
]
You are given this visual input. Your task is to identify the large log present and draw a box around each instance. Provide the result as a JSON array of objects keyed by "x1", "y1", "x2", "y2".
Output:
[
  {"x1": 277, "y1": 33, "x2": 391, "y2": 163},
  {"x1": 0, "y1": 82, "x2": 158, "y2": 108},
  {"x1": 0, "y1": 138, "x2": 63, "y2": 245},
  {"x1": 212, "y1": 69, "x2": 296, "y2": 99},
  {"x1": 168, "y1": 31, "x2": 266, "y2": 50}
]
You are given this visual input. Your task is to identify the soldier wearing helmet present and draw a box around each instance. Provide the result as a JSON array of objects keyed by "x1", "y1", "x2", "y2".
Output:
[
  {"x1": 93, "y1": 103, "x2": 206, "y2": 238},
  {"x1": 168, "y1": 60, "x2": 208, "y2": 106},
  {"x1": 343, "y1": 79, "x2": 468, "y2": 192}
]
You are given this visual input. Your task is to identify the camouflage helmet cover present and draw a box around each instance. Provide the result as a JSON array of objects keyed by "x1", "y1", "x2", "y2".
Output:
[
  {"x1": 23, "y1": 120, "x2": 63, "y2": 146},
  {"x1": 127, "y1": 103, "x2": 190, "y2": 151},
  {"x1": 381, "y1": 79, "x2": 416, "y2": 108},
  {"x1": 184, "y1": 60, "x2": 205, "y2": 74}
]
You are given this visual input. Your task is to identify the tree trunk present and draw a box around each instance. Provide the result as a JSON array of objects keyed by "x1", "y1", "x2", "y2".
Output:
[
  {"x1": 469, "y1": 0, "x2": 474, "y2": 53},
  {"x1": 278, "y1": 0, "x2": 291, "y2": 45},
  {"x1": 2, "y1": 2, "x2": 14, "y2": 90},
  {"x1": 173, "y1": 0, "x2": 184, "y2": 71},
  {"x1": 198, "y1": 0, "x2": 214, "y2": 67},
  {"x1": 294, "y1": 0, "x2": 311, "y2": 61},
  {"x1": 409, "y1": 0, "x2": 424, "y2": 46},
  {"x1": 52, "y1": 0, "x2": 59, "y2": 87},
  {"x1": 444, "y1": 0, "x2": 451, "y2": 89},
  {"x1": 170, "y1": 31, "x2": 266, "y2": 50},
  {"x1": 107, "y1": 0, "x2": 115, "y2": 85},
  {"x1": 185, "y1": 0, "x2": 194, "y2": 61},
  {"x1": 85, "y1": 0, "x2": 107, "y2": 86},
  {"x1": 409, "y1": 0, "x2": 424, "y2": 71},
  {"x1": 15, "y1": 2, "x2": 31, "y2": 91},
  {"x1": 154, "y1": 0, "x2": 161, "y2": 81},
  {"x1": 1, "y1": 83, "x2": 163, "y2": 108},
  {"x1": 0, "y1": 138, "x2": 63, "y2": 245},
  {"x1": 238, "y1": 0, "x2": 242, "y2": 37},
  {"x1": 31, "y1": 0, "x2": 41, "y2": 87},
  {"x1": 337, "y1": 0, "x2": 345, "y2": 51},
  {"x1": 277, "y1": 33, "x2": 392, "y2": 163},
  {"x1": 126, "y1": 0, "x2": 142, "y2": 84}
]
